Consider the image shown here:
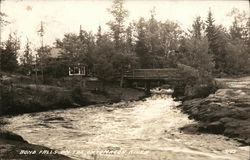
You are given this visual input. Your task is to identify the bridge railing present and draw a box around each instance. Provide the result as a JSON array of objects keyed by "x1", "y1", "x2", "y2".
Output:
[{"x1": 124, "y1": 68, "x2": 181, "y2": 79}]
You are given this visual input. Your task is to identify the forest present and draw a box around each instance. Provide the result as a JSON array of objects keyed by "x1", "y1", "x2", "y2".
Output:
[{"x1": 1, "y1": 0, "x2": 250, "y2": 87}]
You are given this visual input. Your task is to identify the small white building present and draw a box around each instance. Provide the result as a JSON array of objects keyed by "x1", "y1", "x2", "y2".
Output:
[{"x1": 68, "y1": 63, "x2": 87, "y2": 76}]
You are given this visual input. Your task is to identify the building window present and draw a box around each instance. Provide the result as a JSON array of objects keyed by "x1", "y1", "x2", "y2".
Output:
[{"x1": 69, "y1": 66, "x2": 86, "y2": 76}]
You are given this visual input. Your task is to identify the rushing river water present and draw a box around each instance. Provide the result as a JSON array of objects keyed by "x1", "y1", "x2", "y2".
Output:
[{"x1": 3, "y1": 94, "x2": 249, "y2": 160}]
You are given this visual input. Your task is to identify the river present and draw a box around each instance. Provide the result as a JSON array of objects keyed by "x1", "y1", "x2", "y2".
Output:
[{"x1": 3, "y1": 93, "x2": 249, "y2": 160}]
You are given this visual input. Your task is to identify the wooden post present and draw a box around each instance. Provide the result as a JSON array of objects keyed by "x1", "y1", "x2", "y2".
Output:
[
  {"x1": 120, "y1": 70, "x2": 124, "y2": 88},
  {"x1": 145, "y1": 81, "x2": 151, "y2": 95}
]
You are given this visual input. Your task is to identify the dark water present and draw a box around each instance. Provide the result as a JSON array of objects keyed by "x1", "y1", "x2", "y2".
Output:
[{"x1": 3, "y1": 94, "x2": 248, "y2": 160}]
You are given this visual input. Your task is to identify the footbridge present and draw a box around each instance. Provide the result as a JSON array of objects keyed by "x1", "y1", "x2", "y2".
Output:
[
  {"x1": 122, "y1": 68, "x2": 185, "y2": 94},
  {"x1": 124, "y1": 68, "x2": 182, "y2": 81}
]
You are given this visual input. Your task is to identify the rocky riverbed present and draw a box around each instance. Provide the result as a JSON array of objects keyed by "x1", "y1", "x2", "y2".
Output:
[{"x1": 179, "y1": 77, "x2": 250, "y2": 145}]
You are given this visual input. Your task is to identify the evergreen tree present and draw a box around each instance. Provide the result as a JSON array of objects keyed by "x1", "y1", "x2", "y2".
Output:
[
  {"x1": 1, "y1": 33, "x2": 20, "y2": 72},
  {"x1": 135, "y1": 18, "x2": 151, "y2": 68},
  {"x1": 147, "y1": 8, "x2": 161, "y2": 68},
  {"x1": 56, "y1": 33, "x2": 80, "y2": 63},
  {"x1": 205, "y1": 9, "x2": 218, "y2": 55},
  {"x1": 205, "y1": 9, "x2": 225, "y2": 72},
  {"x1": 225, "y1": 38, "x2": 250, "y2": 74},
  {"x1": 94, "y1": 32, "x2": 115, "y2": 83},
  {"x1": 230, "y1": 17, "x2": 243, "y2": 40},
  {"x1": 191, "y1": 16, "x2": 204, "y2": 39},
  {"x1": 225, "y1": 8, "x2": 250, "y2": 74},
  {"x1": 20, "y1": 39, "x2": 33, "y2": 74},
  {"x1": 125, "y1": 23, "x2": 133, "y2": 54},
  {"x1": 96, "y1": 25, "x2": 102, "y2": 46},
  {"x1": 36, "y1": 45, "x2": 51, "y2": 75}
]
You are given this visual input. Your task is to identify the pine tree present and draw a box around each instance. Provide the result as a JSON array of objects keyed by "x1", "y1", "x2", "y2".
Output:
[
  {"x1": 135, "y1": 18, "x2": 151, "y2": 68},
  {"x1": 205, "y1": 9, "x2": 218, "y2": 55},
  {"x1": 147, "y1": 8, "x2": 161, "y2": 68},
  {"x1": 1, "y1": 33, "x2": 20, "y2": 72},
  {"x1": 230, "y1": 17, "x2": 243, "y2": 40},
  {"x1": 20, "y1": 39, "x2": 33, "y2": 74},
  {"x1": 125, "y1": 23, "x2": 133, "y2": 54},
  {"x1": 96, "y1": 25, "x2": 102, "y2": 46},
  {"x1": 191, "y1": 16, "x2": 203, "y2": 39},
  {"x1": 205, "y1": 9, "x2": 225, "y2": 72}
]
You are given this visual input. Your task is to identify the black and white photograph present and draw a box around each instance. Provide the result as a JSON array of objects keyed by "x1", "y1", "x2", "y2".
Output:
[{"x1": 0, "y1": 0, "x2": 250, "y2": 160}]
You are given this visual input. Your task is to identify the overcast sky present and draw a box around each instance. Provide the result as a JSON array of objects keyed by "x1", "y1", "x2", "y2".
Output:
[{"x1": 1, "y1": 0, "x2": 249, "y2": 50}]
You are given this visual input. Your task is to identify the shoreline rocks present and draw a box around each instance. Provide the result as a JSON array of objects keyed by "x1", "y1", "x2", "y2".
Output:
[
  {"x1": 179, "y1": 77, "x2": 250, "y2": 145},
  {"x1": 0, "y1": 130, "x2": 73, "y2": 160}
]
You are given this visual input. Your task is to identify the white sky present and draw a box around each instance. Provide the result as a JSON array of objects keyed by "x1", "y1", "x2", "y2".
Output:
[{"x1": 1, "y1": 0, "x2": 249, "y2": 50}]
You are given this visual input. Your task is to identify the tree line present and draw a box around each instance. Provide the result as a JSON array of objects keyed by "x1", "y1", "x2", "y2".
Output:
[{"x1": 1, "y1": 0, "x2": 250, "y2": 84}]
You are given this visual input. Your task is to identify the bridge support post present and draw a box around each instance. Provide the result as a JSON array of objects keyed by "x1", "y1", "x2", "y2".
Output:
[
  {"x1": 120, "y1": 75, "x2": 124, "y2": 88},
  {"x1": 157, "y1": 81, "x2": 161, "y2": 87},
  {"x1": 145, "y1": 81, "x2": 151, "y2": 95}
]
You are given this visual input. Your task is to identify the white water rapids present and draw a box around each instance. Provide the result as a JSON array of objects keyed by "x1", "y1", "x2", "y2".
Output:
[{"x1": 3, "y1": 94, "x2": 249, "y2": 160}]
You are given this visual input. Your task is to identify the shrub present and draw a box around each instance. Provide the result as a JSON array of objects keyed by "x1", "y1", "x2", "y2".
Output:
[{"x1": 178, "y1": 63, "x2": 217, "y2": 98}]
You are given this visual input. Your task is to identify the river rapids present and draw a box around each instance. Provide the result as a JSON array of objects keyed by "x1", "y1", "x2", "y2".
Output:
[{"x1": 3, "y1": 93, "x2": 249, "y2": 160}]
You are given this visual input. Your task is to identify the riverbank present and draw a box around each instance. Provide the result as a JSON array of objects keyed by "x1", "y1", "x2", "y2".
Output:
[
  {"x1": 1, "y1": 72, "x2": 145, "y2": 116},
  {"x1": 0, "y1": 129, "x2": 74, "y2": 160},
  {"x1": 179, "y1": 76, "x2": 250, "y2": 145}
]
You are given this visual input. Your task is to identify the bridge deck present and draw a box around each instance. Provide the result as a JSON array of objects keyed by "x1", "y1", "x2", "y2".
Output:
[{"x1": 124, "y1": 68, "x2": 182, "y2": 81}]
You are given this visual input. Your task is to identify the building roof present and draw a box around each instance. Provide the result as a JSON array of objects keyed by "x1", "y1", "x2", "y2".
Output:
[{"x1": 49, "y1": 48, "x2": 64, "y2": 58}]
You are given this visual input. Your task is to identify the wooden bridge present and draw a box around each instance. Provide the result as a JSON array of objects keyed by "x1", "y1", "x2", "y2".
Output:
[
  {"x1": 124, "y1": 68, "x2": 182, "y2": 81},
  {"x1": 121, "y1": 68, "x2": 184, "y2": 94}
]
